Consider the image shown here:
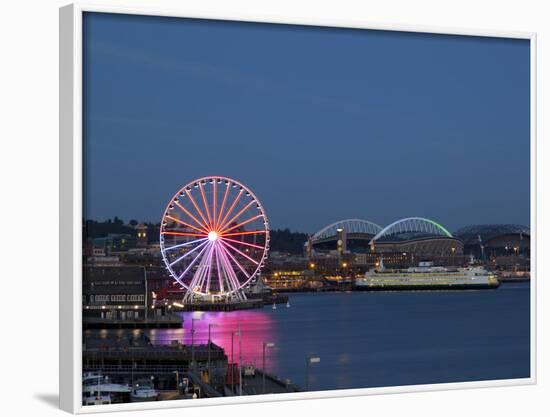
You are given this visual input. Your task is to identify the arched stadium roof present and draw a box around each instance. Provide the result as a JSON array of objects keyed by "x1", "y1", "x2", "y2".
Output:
[
  {"x1": 454, "y1": 224, "x2": 530, "y2": 245},
  {"x1": 312, "y1": 219, "x2": 383, "y2": 241},
  {"x1": 369, "y1": 217, "x2": 453, "y2": 244}
]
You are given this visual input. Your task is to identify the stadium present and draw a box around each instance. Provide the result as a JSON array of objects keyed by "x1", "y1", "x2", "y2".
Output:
[
  {"x1": 306, "y1": 218, "x2": 529, "y2": 268},
  {"x1": 454, "y1": 224, "x2": 530, "y2": 260}
]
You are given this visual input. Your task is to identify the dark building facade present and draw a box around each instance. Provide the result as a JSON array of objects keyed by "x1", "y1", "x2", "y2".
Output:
[{"x1": 83, "y1": 266, "x2": 147, "y2": 319}]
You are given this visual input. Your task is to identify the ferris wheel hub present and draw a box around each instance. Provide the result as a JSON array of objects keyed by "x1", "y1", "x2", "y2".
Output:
[{"x1": 208, "y1": 231, "x2": 219, "y2": 242}]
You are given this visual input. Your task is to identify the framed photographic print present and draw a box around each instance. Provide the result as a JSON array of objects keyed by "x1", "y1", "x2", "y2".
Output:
[{"x1": 59, "y1": 3, "x2": 536, "y2": 413}]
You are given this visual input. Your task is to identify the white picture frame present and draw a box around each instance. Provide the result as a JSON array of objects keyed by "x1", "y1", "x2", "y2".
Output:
[{"x1": 59, "y1": 2, "x2": 537, "y2": 413}]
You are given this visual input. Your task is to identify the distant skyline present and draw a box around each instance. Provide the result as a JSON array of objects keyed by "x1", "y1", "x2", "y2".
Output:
[{"x1": 83, "y1": 13, "x2": 530, "y2": 233}]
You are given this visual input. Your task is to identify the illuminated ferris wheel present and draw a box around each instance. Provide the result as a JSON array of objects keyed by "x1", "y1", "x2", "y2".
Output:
[{"x1": 160, "y1": 176, "x2": 269, "y2": 302}]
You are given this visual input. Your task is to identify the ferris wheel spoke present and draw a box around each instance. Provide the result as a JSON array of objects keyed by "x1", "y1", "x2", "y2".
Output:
[
  {"x1": 221, "y1": 230, "x2": 267, "y2": 237},
  {"x1": 169, "y1": 239, "x2": 209, "y2": 267},
  {"x1": 163, "y1": 237, "x2": 208, "y2": 251},
  {"x1": 162, "y1": 231, "x2": 206, "y2": 238},
  {"x1": 214, "y1": 244, "x2": 230, "y2": 293},
  {"x1": 212, "y1": 180, "x2": 217, "y2": 230},
  {"x1": 218, "y1": 189, "x2": 243, "y2": 232},
  {"x1": 165, "y1": 215, "x2": 208, "y2": 235},
  {"x1": 221, "y1": 214, "x2": 264, "y2": 235},
  {"x1": 186, "y1": 190, "x2": 210, "y2": 229},
  {"x1": 177, "y1": 241, "x2": 211, "y2": 282},
  {"x1": 214, "y1": 244, "x2": 225, "y2": 294},
  {"x1": 216, "y1": 182, "x2": 231, "y2": 230},
  {"x1": 174, "y1": 201, "x2": 209, "y2": 232},
  {"x1": 217, "y1": 243, "x2": 244, "y2": 292},
  {"x1": 204, "y1": 244, "x2": 216, "y2": 294},
  {"x1": 220, "y1": 236, "x2": 264, "y2": 250},
  {"x1": 187, "y1": 243, "x2": 212, "y2": 292},
  {"x1": 218, "y1": 242, "x2": 251, "y2": 280},
  {"x1": 198, "y1": 182, "x2": 213, "y2": 226},
  {"x1": 213, "y1": 243, "x2": 231, "y2": 292},
  {"x1": 191, "y1": 243, "x2": 213, "y2": 293},
  {"x1": 218, "y1": 200, "x2": 256, "y2": 233},
  {"x1": 219, "y1": 239, "x2": 259, "y2": 266},
  {"x1": 197, "y1": 243, "x2": 215, "y2": 293}
]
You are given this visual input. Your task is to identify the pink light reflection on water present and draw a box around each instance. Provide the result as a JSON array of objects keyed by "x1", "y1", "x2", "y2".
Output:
[{"x1": 148, "y1": 310, "x2": 279, "y2": 372}]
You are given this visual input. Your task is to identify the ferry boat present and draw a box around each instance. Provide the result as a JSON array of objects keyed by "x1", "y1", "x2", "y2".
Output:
[{"x1": 355, "y1": 259, "x2": 500, "y2": 291}]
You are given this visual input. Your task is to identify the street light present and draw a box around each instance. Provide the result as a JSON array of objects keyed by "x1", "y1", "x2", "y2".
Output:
[
  {"x1": 305, "y1": 355, "x2": 320, "y2": 391},
  {"x1": 172, "y1": 370, "x2": 179, "y2": 392},
  {"x1": 190, "y1": 318, "x2": 201, "y2": 371},
  {"x1": 262, "y1": 342, "x2": 275, "y2": 394},
  {"x1": 238, "y1": 325, "x2": 243, "y2": 396},
  {"x1": 207, "y1": 323, "x2": 216, "y2": 381},
  {"x1": 231, "y1": 329, "x2": 241, "y2": 394}
]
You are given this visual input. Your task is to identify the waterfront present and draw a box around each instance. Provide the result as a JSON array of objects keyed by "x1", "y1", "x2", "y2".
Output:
[{"x1": 117, "y1": 282, "x2": 531, "y2": 392}]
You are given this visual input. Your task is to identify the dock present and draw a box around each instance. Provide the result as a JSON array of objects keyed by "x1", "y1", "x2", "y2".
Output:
[
  {"x1": 83, "y1": 333, "x2": 229, "y2": 396},
  {"x1": 222, "y1": 366, "x2": 300, "y2": 396},
  {"x1": 83, "y1": 314, "x2": 182, "y2": 329},
  {"x1": 175, "y1": 298, "x2": 265, "y2": 312}
]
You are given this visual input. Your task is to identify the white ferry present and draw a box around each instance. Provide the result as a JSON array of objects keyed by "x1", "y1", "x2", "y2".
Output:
[{"x1": 355, "y1": 259, "x2": 500, "y2": 291}]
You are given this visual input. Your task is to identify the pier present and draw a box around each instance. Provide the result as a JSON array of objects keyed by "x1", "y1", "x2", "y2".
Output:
[
  {"x1": 234, "y1": 369, "x2": 300, "y2": 395},
  {"x1": 175, "y1": 298, "x2": 265, "y2": 312},
  {"x1": 175, "y1": 294, "x2": 289, "y2": 312},
  {"x1": 83, "y1": 314, "x2": 182, "y2": 329},
  {"x1": 83, "y1": 331, "x2": 300, "y2": 401}
]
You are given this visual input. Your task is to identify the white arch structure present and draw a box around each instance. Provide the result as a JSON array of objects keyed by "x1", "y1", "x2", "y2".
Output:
[
  {"x1": 312, "y1": 219, "x2": 383, "y2": 241},
  {"x1": 369, "y1": 217, "x2": 453, "y2": 245}
]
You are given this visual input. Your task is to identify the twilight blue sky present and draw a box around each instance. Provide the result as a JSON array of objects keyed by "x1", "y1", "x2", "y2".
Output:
[{"x1": 83, "y1": 12, "x2": 530, "y2": 233}]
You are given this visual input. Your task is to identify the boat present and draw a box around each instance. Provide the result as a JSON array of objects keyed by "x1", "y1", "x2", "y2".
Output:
[
  {"x1": 355, "y1": 259, "x2": 500, "y2": 291},
  {"x1": 82, "y1": 372, "x2": 131, "y2": 405},
  {"x1": 272, "y1": 302, "x2": 277, "y2": 310},
  {"x1": 286, "y1": 300, "x2": 291, "y2": 308},
  {"x1": 130, "y1": 379, "x2": 160, "y2": 402},
  {"x1": 83, "y1": 394, "x2": 111, "y2": 406},
  {"x1": 246, "y1": 276, "x2": 272, "y2": 297}
]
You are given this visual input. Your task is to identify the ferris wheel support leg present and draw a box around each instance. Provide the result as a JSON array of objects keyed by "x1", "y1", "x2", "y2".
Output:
[
  {"x1": 217, "y1": 244, "x2": 247, "y2": 301},
  {"x1": 184, "y1": 247, "x2": 212, "y2": 303},
  {"x1": 183, "y1": 290, "x2": 194, "y2": 303}
]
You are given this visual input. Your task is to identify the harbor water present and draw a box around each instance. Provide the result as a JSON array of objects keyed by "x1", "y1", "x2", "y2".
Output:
[{"x1": 133, "y1": 283, "x2": 530, "y2": 391}]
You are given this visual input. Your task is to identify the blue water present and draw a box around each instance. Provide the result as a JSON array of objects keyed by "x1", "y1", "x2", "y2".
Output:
[{"x1": 152, "y1": 283, "x2": 530, "y2": 392}]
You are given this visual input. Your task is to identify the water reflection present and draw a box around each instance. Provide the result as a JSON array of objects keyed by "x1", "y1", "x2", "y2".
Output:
[
  {"x1": 84, "y1": 287, "x2": 530, "y2": 392},
  {"x1": 149, "y1": 310, "x2": 278, "y2": 373}
]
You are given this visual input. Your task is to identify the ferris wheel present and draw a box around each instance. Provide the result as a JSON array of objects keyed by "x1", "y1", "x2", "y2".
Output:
[{"x1": 160, "y1": 176, "x2": 269, "y2": 302}]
